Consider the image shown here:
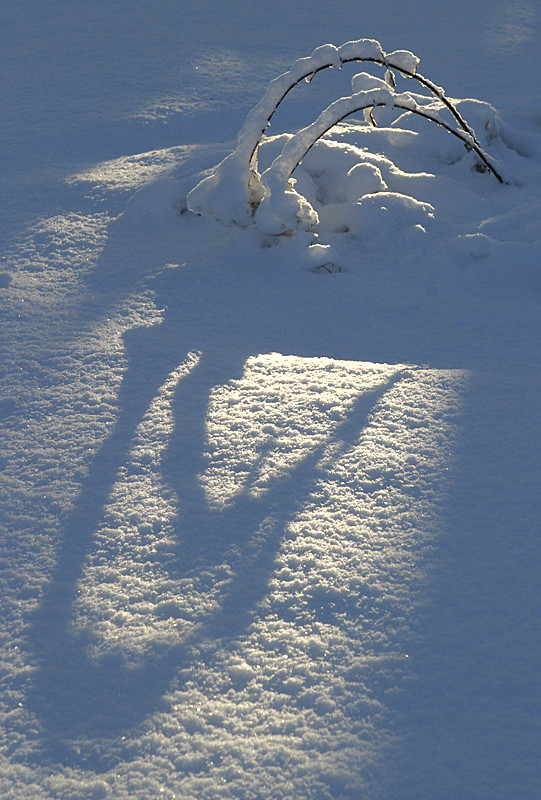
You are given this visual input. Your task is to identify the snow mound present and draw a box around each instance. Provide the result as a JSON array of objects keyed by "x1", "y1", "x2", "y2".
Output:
[
  {"x1": 246, "y1": 106, "x2": 535, "y2": 270},
  {"x1": 343, "y1": 192, "x2": 435, "y2": 243}
]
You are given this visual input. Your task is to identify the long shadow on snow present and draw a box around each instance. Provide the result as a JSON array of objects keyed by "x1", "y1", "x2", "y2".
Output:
[{"x1": 24, "y1": 252, "x2": 401, "y2": 769}]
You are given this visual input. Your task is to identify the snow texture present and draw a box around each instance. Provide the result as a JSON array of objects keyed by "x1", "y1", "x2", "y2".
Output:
[{"x1": 1, "y1": 2, "x2": 540, "y2": 800}]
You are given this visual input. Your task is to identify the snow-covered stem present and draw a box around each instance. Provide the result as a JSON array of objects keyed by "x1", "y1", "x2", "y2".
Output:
[
  {"x1": 187, "y1": 39, "x2": 501, "y2": 226},
  {"x1": 287, "y1": 100, "x2": 501, "y2": 182},
  {"x1": 246, "y1": 48, "x2": 480, "y2": 168},
  {"x1": 255, "y1": 88, "x2": 503, "y2": 235},
  {"x1": 357, "y1": 61, "x2": 480, "y2": 145}
]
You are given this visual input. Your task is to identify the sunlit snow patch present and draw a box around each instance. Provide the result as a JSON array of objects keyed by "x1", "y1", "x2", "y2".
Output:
[
  {"x1": 73, "y1": 353, "x2": 468, "y2": 690},
  {"x1": 201, "y1": 355, "x2": 404, "y2": 509},
  {"x1": 64, "y1": 351, "x2": 470, "y2": 796}
]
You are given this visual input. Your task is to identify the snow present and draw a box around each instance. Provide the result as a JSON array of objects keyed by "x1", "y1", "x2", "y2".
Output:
[
  {"x1": 1, "y1": 2, "x2": 540, "y2": 799},
  {"x1": 384, "y1": 50, "x2": 420, "y2": 75}
]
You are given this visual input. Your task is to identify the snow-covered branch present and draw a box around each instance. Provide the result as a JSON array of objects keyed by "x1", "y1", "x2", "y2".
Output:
[
  {"x1": 186, "y1": 38, "x2": 503, "y2": 229},
  {"x1": 254, "y1": 82, "x2": 503, "y2": 235}
]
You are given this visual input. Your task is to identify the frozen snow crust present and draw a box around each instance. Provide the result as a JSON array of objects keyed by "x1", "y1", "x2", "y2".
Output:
[{"x1": 2, "y1": 5, "x2": 541, "y2": 800}]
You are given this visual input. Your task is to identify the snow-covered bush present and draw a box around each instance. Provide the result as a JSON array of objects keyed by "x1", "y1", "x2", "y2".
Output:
[{"x1": 186, "y1": 38, "x2": 503, "y2": 236}]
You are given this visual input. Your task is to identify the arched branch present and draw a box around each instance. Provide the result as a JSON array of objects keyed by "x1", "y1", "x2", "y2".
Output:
[
  {"x1": 255, "y1": 88, "x2": 503, "y2": 235},
  {"x1": 289, "y1": 102, "x2": 502, "y2": 182},
  {"x1": 245, "y1": 40, "x2": 480, "y2": 170},
  {"x1": 187, "y1": 40, "x2": 503, "y2": 228}
]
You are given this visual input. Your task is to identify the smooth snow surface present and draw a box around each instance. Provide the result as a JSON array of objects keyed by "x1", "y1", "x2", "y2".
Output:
[{"x1": 1, "y1": 2, "x2": 540, "y2": 799}]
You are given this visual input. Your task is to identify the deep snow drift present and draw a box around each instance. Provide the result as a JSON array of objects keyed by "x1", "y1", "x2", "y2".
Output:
[{"x1": 1, "y1": 3, "x2": 540, "y2": 800}]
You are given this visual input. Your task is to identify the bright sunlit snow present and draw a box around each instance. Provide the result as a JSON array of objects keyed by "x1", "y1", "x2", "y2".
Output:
[{"x1": 1, "y1": 2, "x2": 540, "y2": 800}]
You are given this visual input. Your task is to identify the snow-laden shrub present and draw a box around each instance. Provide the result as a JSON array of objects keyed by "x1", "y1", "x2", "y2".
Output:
[{"x1": 186, "y1": 38, "x2": 503, "y2": 235}]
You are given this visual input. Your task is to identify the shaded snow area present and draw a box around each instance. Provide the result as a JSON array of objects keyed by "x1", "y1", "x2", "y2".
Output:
[{"x1": 1, "y1": 2, "x2": 540, "y2": 799}]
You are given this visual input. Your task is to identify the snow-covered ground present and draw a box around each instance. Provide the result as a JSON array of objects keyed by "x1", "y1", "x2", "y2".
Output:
[{"x1": 1, "y1": 2, "x2": 540, "y2": 798}]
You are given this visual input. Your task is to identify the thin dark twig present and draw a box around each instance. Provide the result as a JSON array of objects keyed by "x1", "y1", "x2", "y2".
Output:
[
  {"x1": 346, "y1": 58, "x2": 479, "y2": 143},
  {"x1": 280, "y1": 101, "x2": 503, "y2": 184}
]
